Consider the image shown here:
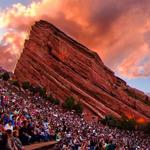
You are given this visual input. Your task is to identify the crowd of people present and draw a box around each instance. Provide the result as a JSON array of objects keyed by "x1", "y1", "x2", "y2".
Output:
[{"x1": 0, "y1": 73, "x2": 150, "y2": 150}]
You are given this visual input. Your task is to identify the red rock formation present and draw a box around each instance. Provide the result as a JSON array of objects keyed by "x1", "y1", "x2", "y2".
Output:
[{"x1": 14, "y1": 20, "x2": 150, "y2": 122}]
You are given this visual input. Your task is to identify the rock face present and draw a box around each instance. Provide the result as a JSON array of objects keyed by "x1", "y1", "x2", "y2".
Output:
[{"x1": 15, "y1": 20, "x2": 150, "y2": 122}]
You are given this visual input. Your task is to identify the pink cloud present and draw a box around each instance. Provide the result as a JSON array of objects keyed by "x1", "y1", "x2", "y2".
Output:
[{"x1": 0, "y1": 0, "x2": 150, "y2": 78}]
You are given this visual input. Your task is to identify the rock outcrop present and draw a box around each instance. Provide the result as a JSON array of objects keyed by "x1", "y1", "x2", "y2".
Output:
[{"x1": 15, "y1": 20, "x2": 150, "y2": 122}]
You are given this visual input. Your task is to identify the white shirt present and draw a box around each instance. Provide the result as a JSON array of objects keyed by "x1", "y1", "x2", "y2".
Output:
[{"x1": 4, "y1": 123, "x2": 13, "y2": 131}]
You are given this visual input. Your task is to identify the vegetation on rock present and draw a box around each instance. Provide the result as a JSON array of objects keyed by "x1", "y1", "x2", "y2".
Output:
[
  {"x1": 0, "y1": 72, "x2": 10, "y2": 81},
  {"x1": 101, "y1": 115, "x2": 136, "y2": 131},
  {"x1": 63, "y1": 97, "x2": 83, "y2": 114}
]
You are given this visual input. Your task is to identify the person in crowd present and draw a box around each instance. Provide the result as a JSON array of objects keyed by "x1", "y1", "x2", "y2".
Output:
[
  {"x1": 19, "y1": 120, "x2": 31, "y2": 145},
  {"x1": 13, "y1": 130, "x2": 24, "y2": 150},
  {"x1": 4, "y1": 121, "x2": 13, "y2": 132}
]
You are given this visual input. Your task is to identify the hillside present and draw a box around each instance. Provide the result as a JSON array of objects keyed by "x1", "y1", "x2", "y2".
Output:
[{"x1": 14, "y1": 20, "x2": 150, "y2": 123}]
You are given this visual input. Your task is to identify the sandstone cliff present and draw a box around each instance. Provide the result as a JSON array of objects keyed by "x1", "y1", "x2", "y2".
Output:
[{"x1": 15, "y1": 20, "x2": 150, "y2": 122}]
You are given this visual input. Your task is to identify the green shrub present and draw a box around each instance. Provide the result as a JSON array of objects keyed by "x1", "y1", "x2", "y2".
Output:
[
  {"x1": 144, "y1": 122, "x2": 150, "y2": 134},
  {"x1": 22, "y1": 81, "x2": 31, "y2": 90},
  {"x1": 28, "y1": 85, "x2": 40, "y2": 95},
  {"x1": 30, "y1": 85, "x2": 47, "y2": 98},
  {"x1": 39, "y1": 87, "x2": 46, "y2": 98},
  {"x1": 63, "y1": 97, "x2": 83, "y2": 114},
  {"x1": 118, "y1": 118, "x2": 136, "y2": 131},
  {"x1": 63, "y1": 97, "x2": 75, "y2": 111},
  {"x1": 52, "y1": 99, "x2": 60, "y2": 105},
  {"x1": 46, "y1": 95, "x2": 60, "y2": 105},
  {"x1": 33, "y1": 86, "x2": 42, "y2": 94},
  {"x1": 10, "y1": 80, "x2": 20, "y2": 87},
  {"x1": 29, "y1": 85, "x2": 35, "y2": 94},
  {"x1": 101, "y1": 115, "x2": 136, "y2": 130},
  {"x1": 46, "y1": 95, "x2": 54, "y2": 103},
  {"x1": 101, "y1": 115, "x2": 118, "y2": 127},
  {"x1": 1, "y1": 72, "x2": 10, "y2": 81},
  {"x1": 0, "y1": 73, "x2": 3, "y2": 78},
  {"x1": 74, "y1": 102, "x2": 83, "y2": 114},
  {"x1": 46, "y1": 95, "x2": 53, "y2": 101}
]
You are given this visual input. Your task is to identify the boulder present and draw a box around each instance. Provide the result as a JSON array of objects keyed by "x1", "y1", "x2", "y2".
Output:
[{"x1": 14, "y1": 20, "x2": 150, "y2": 123}]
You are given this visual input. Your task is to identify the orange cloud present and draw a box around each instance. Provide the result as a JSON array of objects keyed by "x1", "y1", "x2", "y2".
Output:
[
  {"x1": 0, "y1": 30, "x2": 26, "y2": 70},
  {"x1": 0, "y1": 0, "x2": 150, "y2": 79}
]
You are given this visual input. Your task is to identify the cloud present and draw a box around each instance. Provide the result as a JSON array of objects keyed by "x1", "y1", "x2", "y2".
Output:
[
  {"x1": 0, "y1": 30, "x2": 26, "y2": 70},
  {"x1": 0, "y1": 0, "x2": 150, "y2": 78}
]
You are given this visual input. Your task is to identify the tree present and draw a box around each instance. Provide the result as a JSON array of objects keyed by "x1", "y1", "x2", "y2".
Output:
[
  {"x1": 33, "y1": 86, "x2": 42, "y2": 94},
  {"x1": 52, "y1": 99, "x2": 60, "y2": 105},
  {"x1": 63, "y1": 97, "x2": 75, "y2": 111},
  {"x1": 101, "y1": 115, "x2": 136, "y2": 130},
  {"x1": 1, "y1": 72, "x2": 10, "y2": 81},
  {"x1": 74, "y1": 102, "x2": 83, "y2": 114},
  {"x1": 46, "y1": 95, "x2": 53, "y2": 101},
  {"x1": 29, "y1": 85, "x2": 37, "y2": 94},
  {"x1": 39, "y1": 87, "x2": 46, "y2": 98},
  {"x1": 46, "y1": 95, "x2": 60, "y2": 105},
  {"x1": 22, "y1": 81, "x2": 31, "y2": 90},
  {"x1": 0, "y1": 73, "x2": 3, "y2": 79},
  {"x1": 118, "y1": 118, "x2": 136, "y2": 131},
  {"x1": 144, "y1": 122, "x2": 150, "y2": 134},
  {"x1": 10, "y1": 80, "x2": 20, "y2": 87},
  {"x1": 101, "y1": 115, "x2": 118, "y2": 127}
]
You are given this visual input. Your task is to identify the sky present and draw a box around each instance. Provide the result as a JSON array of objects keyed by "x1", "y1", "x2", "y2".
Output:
[
  {"x1": 0, "y1": 0, "x2": 30, "y2": 8},
  {"x1": 0, "y1": 0, "x2": 150, "y2": 93}
]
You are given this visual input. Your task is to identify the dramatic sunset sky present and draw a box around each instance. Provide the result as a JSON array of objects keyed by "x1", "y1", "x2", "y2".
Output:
[{"x1": 0, "y1": 0, "x2": 150, "y2": 92}]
